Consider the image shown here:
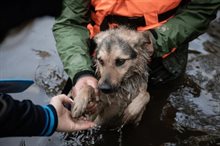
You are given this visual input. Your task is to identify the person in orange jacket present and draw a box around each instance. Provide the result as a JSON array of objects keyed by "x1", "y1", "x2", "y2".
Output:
[{"x1": 53, "y1": 0, "x2": 220, "y2": 99}]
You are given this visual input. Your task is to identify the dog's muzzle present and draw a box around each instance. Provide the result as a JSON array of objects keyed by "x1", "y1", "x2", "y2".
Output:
[{"x1": 99, "y1": 82, "x2": 116, "y2": 94}]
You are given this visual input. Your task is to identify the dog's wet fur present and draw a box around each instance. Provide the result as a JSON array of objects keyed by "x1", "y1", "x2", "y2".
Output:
[{"x1": 71, "y1": 26, "x2": 153, "y2": 129}]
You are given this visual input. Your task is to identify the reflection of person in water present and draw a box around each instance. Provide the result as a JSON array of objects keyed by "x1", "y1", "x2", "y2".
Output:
[{"x1": 0, "y1": 0, "x2": 95, "y2": 137}]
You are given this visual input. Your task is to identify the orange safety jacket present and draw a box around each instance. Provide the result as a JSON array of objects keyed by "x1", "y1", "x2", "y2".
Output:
[
  {"x1": 87, "y1": 0, "x2": 182, "y2": 58},
  {"x1": 87, "y1": 0, "x2": 182, "y2": 38}
]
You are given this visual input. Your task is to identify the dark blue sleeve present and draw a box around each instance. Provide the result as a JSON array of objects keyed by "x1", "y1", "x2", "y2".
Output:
[{"x1": 0, "y1": 93, "x2": 58, "y2": 137}]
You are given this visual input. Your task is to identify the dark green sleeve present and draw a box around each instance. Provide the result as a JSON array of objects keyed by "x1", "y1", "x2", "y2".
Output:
[
  {"x1": 154, "y1": 0, "x2": 220, "y2": 57},
  {"x1": 53, "y1": 0, "x2": 93, "y2": 80}
]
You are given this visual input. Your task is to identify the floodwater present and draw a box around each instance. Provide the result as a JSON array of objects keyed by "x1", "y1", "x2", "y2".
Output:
[{"x1": 0, "y1": 11, "x2": 220, "y2": 146}]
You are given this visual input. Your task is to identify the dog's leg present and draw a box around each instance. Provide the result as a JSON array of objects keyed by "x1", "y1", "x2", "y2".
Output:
[
  {"x1": 71, "y1": 85, "x2": 95, "y2": 118},
  {"x1": 122, "y1": 86, "x2": 150, "y2": 124},
  {"x1": 94, "y1": 101, "x2": 121, "y2": 125}
]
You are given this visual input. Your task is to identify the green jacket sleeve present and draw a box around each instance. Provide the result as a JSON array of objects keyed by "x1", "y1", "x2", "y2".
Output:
[
  {"x1": 53, "y1": 0, "x2": 93, "y2": 82},
  {"x1": 154, "y1": 0, "x2": 220, "y2": 57}
]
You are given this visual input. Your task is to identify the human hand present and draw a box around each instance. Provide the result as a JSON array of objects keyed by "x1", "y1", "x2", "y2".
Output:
[
  {"x1": 49, "y1": 94, "x2": 96, "y2": 132},
  {"x1": 72, "y1": 76, "x2": 98, "y2": 97}
]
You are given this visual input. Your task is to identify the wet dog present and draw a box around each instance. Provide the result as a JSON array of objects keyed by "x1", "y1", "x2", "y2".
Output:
[{"x1": 71, "y1": 26, "x2": 153, "y2": 128}]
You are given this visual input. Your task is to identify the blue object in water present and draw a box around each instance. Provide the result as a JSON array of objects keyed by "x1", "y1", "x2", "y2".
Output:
[{"x1": 0, "y1": 79, "x2": 34, "y2": 93}]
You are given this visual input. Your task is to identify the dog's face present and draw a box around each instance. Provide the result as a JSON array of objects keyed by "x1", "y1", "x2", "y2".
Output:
[{"x1": 94, "y1": 27, "x2": 153, "y2": 94}]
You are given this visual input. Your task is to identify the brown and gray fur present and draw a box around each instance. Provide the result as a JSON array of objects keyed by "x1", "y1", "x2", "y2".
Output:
[{"x1": 71, "y1": 26, "x2": 153, "y2": 128}]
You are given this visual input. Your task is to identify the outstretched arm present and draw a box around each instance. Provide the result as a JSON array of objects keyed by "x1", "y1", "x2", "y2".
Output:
[
  {"x1": 0, "y1": 93, "x2": 95, "y2": 137},
  {"x1": 53, "y1": 0, "x2": 94, "y2": 84}
]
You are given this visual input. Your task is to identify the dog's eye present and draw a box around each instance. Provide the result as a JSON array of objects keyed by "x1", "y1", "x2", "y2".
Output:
[
  {"x1": 98, "y1": 58, "x2": 104, "y2": 66},
  {"x1": 115, "y1": 58, "x2": 126, "y2": 67}
]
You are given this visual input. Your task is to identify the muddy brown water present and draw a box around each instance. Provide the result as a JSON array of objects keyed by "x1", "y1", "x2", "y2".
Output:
[{"x1": 0, "y1": 12, "x2": 220, "y2": 146}]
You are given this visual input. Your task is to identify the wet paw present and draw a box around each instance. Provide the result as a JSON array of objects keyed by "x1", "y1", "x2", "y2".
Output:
[
  {"x1": 71, "y1": 85, "x2": 95, "y2": 118},
  {"x1": 122, "y1": 91, "x2": 149, "y2": 124},
  {"x1": 122, "y1": 104, "x2": 142, "y2": 124},
  {"x1": 71, "y1": 95, "x2": 89, "y2": 118}
]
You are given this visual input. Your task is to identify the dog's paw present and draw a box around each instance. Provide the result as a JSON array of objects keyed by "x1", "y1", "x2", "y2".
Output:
[
  {"x1": 122, "y1": 91, "x2": 150, "y2": 124},
  {"x1": 71, "y1": 96, "x2": 88, "y2": 118},
  {"x1": 122, "y1": 103, "x2": 144, "y2": 124},
  {"x1": 71, "y1": 85, "x2": 95, "y2": 118}
]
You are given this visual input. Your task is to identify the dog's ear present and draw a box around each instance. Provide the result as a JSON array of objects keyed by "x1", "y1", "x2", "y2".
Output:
[
  {"x1": 93, "y1": 32, "x2": 105, "y2": 58},
  {"x1": 141, "y1": 31, "x2": 154, "y2": 56},
  {"x1": 93, "y1": 31, "x2": 109, "y2": 46}
]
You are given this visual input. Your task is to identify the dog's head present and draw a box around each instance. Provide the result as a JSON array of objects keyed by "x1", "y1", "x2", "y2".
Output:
[{"x1": 93, "y1": 26, "x2": 153, "y2": 94}]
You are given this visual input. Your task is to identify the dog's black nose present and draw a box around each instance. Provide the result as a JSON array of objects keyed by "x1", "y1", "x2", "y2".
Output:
[{"x1": 99, "y1": 83, "x2": 114, "y2": 94}]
